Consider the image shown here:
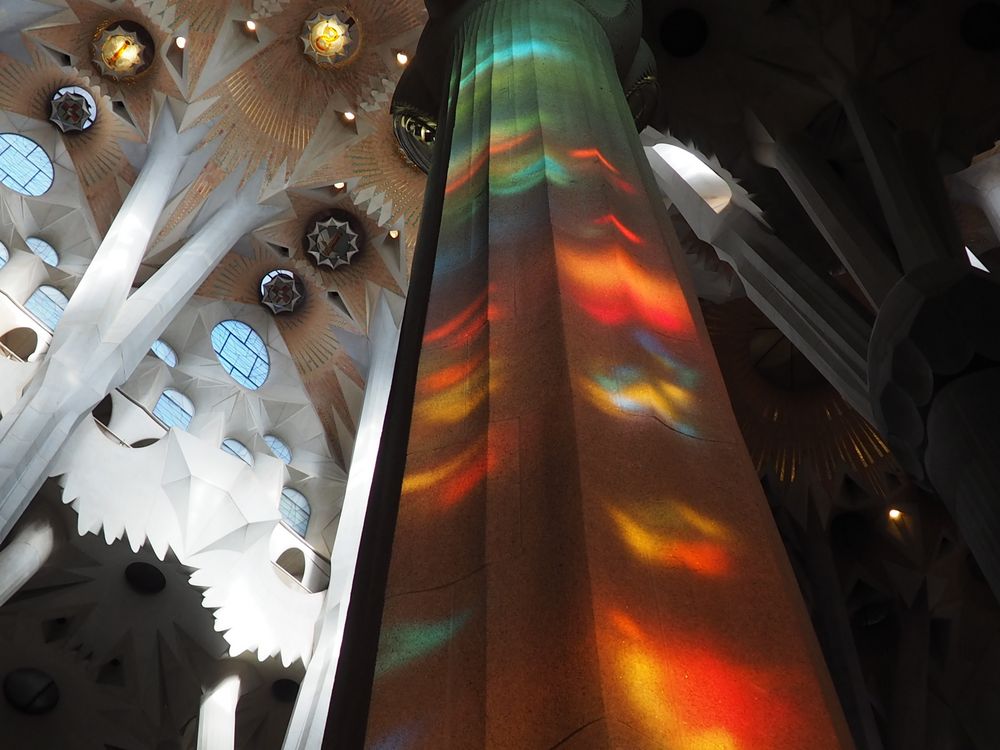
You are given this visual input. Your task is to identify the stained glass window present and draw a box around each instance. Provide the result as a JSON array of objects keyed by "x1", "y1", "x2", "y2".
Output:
[
  {"x1": 153, "y1": 388, "x2": 194, "y2": 430},
  {"x1": 264, "y1": 434, "x2": 292, "y2": 464},
  {"x1": 24, "y1": 285, "x2": 68, "y2": 331}
]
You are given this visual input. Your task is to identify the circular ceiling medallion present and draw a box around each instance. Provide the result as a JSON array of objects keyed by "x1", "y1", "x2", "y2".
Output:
[
  {"x1": 124, "y1": 561, "x2": 167, "y2": 595},
  {"x1": 962, "y1": 2, "x2": 1000, "y2": 52},
  {"x1": 305, "y1": 211, "x2": 362, "y2": 270},
  {"x1": 3, "y1": 668, "x2": 60, "y2": 715},
  {"x1": 92, "y1": 21, "x2": 156, "y2": 80},
  {"x1": 260, "y1": 269, "x2": 304, "y2": 314},
  {"x1": 50, "y1": 86, "x2": 97, "y2": 133},
  {"x1": 300, "y1": 9, "x2": 361, "y2": 68},
  {"x1": 660, "y1": 8, "x2": 709, "y2": 58}
]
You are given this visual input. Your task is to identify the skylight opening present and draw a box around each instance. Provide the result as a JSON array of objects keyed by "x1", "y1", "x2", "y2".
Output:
[
  {"x1": 24, "y1": 285, "x2": 68, "y2": 331},
  {"x1": 153, "y1": 388, "x2": 195, "y2": 430},
  {"x1": 652, "y1": 143, "x2": 732, "y2": 213},
  {"x1": 222, "y1": 438, "x2": 254, "y2": 466},
  {"x1": 26, "y1": 237, "x2": 59, "y2": 267},
  {"x1": 0, "y1": 134, "x2": 53, "y2": 196},
  {"x1": 279, "y1": 487, "x2": 310, "y2": 537},
  {"x1": 150, "y1": 338, "x2": 178, "y2": 367},
  {"x1": 211, "y1": 320, "x2": 270, "y2": 389},
  {"x1": 264, "y1": 434, "x2": 292, "y2": 464}
]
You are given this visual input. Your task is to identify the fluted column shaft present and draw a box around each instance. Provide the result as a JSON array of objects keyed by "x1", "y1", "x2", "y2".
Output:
[
  {"x1": 357, "y1": 1, "x2": 851, "y2": 748},
  {"x1": 0, "y1": 515, "x2": 54, "y2": 607},
  {"x1": 197, "y1": 675, "x2": 241, "y2": 750}
]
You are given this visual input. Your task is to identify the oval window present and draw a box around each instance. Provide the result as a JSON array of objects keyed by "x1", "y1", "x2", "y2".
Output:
[
  {"x1": 153, "y1": 388, "x2": 195, "y2": 430},
  {"x1": 26, "y1": 237, "x2": 59, "y2": 267},
  {"x1": 264, "y1": 434, "x2": 292, "y2": 464},
  {"x1": 210, "y1": 320, "x2": 269, "y2": 389},
  {"x1": 150, "y1": 338, "x2": 178, "y2": 367},
  {"x1": 279, "y1": 487, "x2": 310, "y2": 536},
  {"x1": 0, "y1": 134, "x2": 54, "y2": 196},
  {"x1": 221, "y1": 438, "x2": 254, "y2": 466}
]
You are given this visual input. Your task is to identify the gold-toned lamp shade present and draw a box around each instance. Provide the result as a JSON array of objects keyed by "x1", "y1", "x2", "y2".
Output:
[{"x1": 300, "y1": 10, "x2": 361, "y2": 67}]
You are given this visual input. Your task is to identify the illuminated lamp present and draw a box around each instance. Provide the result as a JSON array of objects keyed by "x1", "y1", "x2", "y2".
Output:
[
  {"x1": 246, "y1": 20, "x2": 257, "y2": 32},
  {"x1": 175, "y1": 36, "x2": 186, "y2": 49},
  {"x1": 301, "y1": 10, "x2": 361, "y2": 67},
  {"x1": 388, "y1": 229, "x2": 400, "y2": 239},
  {"x1": 92, "y1": 21, "x2": 155, "y2": 80},
  {"x1": 888, "y1": 509, "x2": 903, "y2": 522},
  {"x1": 396, "y1": 51, "x2": 409, "y2": 65},
  {"x1": 333, "y1": 181, "x2": 346, "y2": 190}
]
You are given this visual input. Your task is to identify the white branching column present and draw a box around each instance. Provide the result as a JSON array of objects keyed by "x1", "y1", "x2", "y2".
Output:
[
  {"x1": 0, "y1": 515, "x2": 55, "y2": 607},
  {"x1": 0, "y1": 108, "x2": 282, "y2": 543},
  {"x1": 197, "y1": 675, "x2": 242, "y2": 750}
]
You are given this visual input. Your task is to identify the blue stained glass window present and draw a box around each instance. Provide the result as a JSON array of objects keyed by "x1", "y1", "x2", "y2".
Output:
[
  {"x1": 0, "y1": 241, "x2": 8, "y2": 270},
  {"x1": 211, "y1": 320, "x2": 270, "y2": 389},
  {"x1": 279, "y1": 487, "x2": 310, "y2": 536},
  {"x1": 153, "y1": 388, "x2": 195, "y2": 430},
  {"x1": 26, "y1": 237, "x2": 58, "y2": 266},
  {"x1": 25, "y1": 285, "x2": 68, "y2": 331},
  {"x1": 0, "y1": 134, "x2": 53, "y2": 196},
  {"x1": 222, "y1": 438, "x2": 254, "y2": 466},
  {"x1": 150, "y1": 339, "x2": 178, "y2": 367},
  {"x1": 264, "y1": 434, "x2": 292, "y2": 464}
]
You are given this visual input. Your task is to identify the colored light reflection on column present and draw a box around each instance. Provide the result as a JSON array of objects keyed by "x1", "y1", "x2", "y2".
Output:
[
  {"x1": 608, "y1": 503, "x2": 731, "y2": 576},
  {"x1": 374, "y1": 612, "x2": 472, "y2": 678},
  {"x1": 559, "y1": 243, "x2": 693, "y2": 336},
  {"x1": 610, "y1": 610, "x2": 807, "y2": 749}
]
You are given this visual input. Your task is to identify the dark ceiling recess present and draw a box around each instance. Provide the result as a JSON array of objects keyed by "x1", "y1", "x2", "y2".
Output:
[
  {"x1": 3, "y1": 668, "x2": 60, "y2": 715},
  {"x1": 272, "y1": 679, "x2": 300, "y2": 703},
  {"x1": 124, "y1": 562, "x2": 167, "y2": 595},
  {"x1": 660, "y1": 8, "x2": 709, "y2": 58},
  {"x1": 962, "y1": 2, "x2": 1000, "y2": 51}
]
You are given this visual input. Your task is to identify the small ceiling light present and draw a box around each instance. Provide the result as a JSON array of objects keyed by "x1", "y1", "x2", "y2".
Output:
[
  {"x1": 245, "y1": 20, "x2": 257, "y2": 32},
  {"x1": 888, "y1": 509, "x2": 903, "y2": 521},
  {"x1": 395, "y1": 51, "x2": 409, "y2": 66},
  {"x1": 175, "y1": 36, "x2": 186, "y2": 49},
  {"x1": 388, "y1": 229, "x2": 400, "y2": 239},
  {"x1": 343, "y1": 111, "x2": 356, "y2": 122},
  {"x1": 333, "y1": 181, "x2": 346, "y2": 190}
]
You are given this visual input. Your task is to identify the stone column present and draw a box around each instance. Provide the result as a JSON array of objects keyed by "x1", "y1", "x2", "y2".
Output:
[
  {"x1": 0, "y1": 514, "x2": 54, "y2": 607},
  {"x1": 341, "y1": 1, "x2": 851, "y2": 747},
  {"x1": 197, "y1": 675, "x2": 241, "y2": 750}
]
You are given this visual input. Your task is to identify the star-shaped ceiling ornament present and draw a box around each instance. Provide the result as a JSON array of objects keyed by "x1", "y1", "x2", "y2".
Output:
[
  {"x1": 305, "y1": 215, "x2": 361, "y2": 270},
  {"x1": 92, "y1": 22, "x2": 152, "y2": 80},
  {"x1": 300, "y1": 10, "x2": 360, "y2": 67},
  {"x1": 49, "y1": 86, "x2": 97, "y2": 133},
  {"x1": 260, "y1": 269, "x2": 304, "y2": 314}
]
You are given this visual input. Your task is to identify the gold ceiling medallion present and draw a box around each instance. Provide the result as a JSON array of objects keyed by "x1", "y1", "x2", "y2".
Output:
[
  {"x1": 305, "y1": 213, "x2": 362, "y2": 270},
  {"x1": 300, "y1": 9, "x2": 361, "y2": 68},
  {"x1": 92, "y1": 21, "x2": 155, "y2": 81}
]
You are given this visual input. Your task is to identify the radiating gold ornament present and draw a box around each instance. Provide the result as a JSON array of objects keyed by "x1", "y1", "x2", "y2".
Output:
[
  {"x1": 301, "y1": 10, "x2": 361, "y2": 67},
  {"x1": 92, "y1": 23, "x2": 153, "y2": 80}
]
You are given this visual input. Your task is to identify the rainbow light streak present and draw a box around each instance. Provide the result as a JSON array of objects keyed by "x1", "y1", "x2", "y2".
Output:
[
  {"x1": 583, "y1": 368, "x2": 697, "y2": 436},
  {"x1": 412, "y1": 362, "x2": 489, "y2": 426},
  {"x1": 608, "y1": 505, "x2": 731, "y2": 576},
  {"x1": 610, "y1": 611, "x2": 806, "y2": 749},
  {"x1": 559, "y1": 243, "x2": 693, "y2": 336},
  {"x1": 458, "y1": 41, "x2": 568, "y2": 91},
  {"x1": 402, "y1": 442, "x2": 487, "y2": 508},
  {"x1": 569, "y1": 147, "x2": 637, "y2": 194},
  {"x1": 596, "y1": 214, "x2": 642, "y2": 244},
  {"x1": 445, "y1": 131, "x2": 536, "y2": 196},
  {"x1": 423, "y1": 291, "x2": 488, "y2": 345},
  {"x1": 374, "y1": 611, "x2": 472, "y2": 678}
]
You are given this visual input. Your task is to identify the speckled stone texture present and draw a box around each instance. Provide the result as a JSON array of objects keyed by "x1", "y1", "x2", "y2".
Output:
[{"x1": 364, "y1": 1, "x2": 852, "y2": 747}]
